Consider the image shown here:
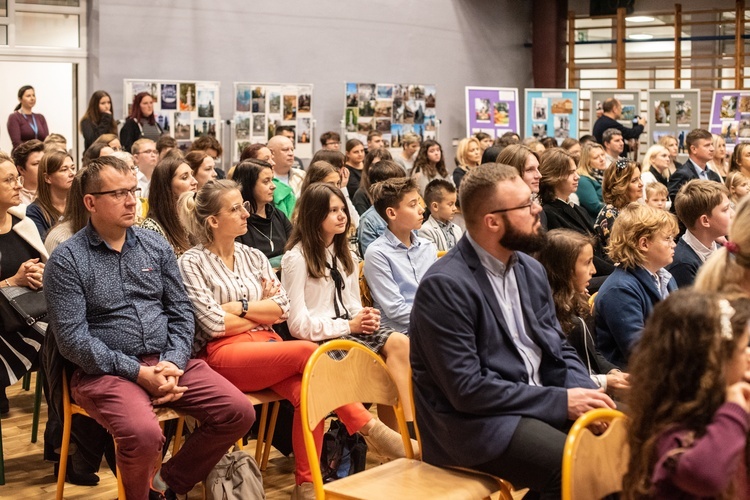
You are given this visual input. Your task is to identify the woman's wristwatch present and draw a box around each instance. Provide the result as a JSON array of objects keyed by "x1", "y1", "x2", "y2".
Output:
[{"x1": 239, "y1": 299, "x2": 248, "y2": 318}]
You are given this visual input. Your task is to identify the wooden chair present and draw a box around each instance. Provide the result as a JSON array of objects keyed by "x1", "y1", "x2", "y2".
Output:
[
  {"x1": 56, "y1": 369, "x2": 186, "y2": 500},
  {"x1": 239, "y1": 390, "x2": 283, "y2": 471},
  {"x1": 562, "y1": 408, "x2": 629, "y2": 500},
  {"x1": 300, "y1": 339, "x2": 513, "y2": 499},
  {"x1": 437, "y1": 250, "x2": 447, "y2": 258},
  {"x1": 357, "y1": 261, "x2": 373, "y2": 308}
]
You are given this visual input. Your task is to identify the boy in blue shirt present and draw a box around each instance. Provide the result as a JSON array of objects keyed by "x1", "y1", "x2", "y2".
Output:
[{"x1": 364, "y1": 177, "x2": 437, "y2": 333}]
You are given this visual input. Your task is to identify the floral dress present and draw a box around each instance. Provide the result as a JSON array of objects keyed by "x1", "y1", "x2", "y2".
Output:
[{"x1": 594, "y1": 204, "x2": 620, "y2": 251}]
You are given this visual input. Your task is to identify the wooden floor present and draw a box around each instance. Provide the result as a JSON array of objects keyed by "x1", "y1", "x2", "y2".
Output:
[
  {"x1": 1, "y1": 374, "x2": 527, "y2": 500},
  {"x1": 0, "y1": 373, "x2": 299, "y2": 499}
]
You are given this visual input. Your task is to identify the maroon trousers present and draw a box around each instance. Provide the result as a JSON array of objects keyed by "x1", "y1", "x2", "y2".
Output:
[{"x1": 71, "y1": 356, "x2": 255, "y2": 499}]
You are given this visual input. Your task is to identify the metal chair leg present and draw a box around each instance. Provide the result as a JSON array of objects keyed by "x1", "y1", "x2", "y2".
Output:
[{"x1": 22, "y1": 372, "x2": 30, "y2": 391}]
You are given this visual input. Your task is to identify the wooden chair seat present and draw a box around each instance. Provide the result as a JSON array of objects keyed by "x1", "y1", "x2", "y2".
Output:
[
  {"x1": 57, "y1": 370, "x2": 186, "y2": 500},
  {"x1": 323, "y1": 458, "x2": 505, "y2": 500}
]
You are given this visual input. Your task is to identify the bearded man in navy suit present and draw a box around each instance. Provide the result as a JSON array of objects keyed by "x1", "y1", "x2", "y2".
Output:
[{"x1": 410, "y1": 163, "x2": 615, "y2": 499}]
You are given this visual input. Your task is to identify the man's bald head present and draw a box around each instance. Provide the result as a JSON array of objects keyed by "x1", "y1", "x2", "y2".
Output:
[{"x1": 267, "y1": 135, "x2": 295, "y2": 174}]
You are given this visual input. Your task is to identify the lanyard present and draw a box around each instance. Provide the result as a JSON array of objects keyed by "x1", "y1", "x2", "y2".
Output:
[{"x1": 23, "y1": 112, "x2": 38, "y2": 137}]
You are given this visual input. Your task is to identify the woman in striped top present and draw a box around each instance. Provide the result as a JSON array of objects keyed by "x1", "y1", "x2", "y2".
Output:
[{"x1": 177, "y1": 180, "x2": 411, "y2": 498}]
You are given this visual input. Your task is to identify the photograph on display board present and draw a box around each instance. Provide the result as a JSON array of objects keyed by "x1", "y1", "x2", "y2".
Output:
[
  {"x1": 194, "y1": 118, "x2": 216, "y2": 137},
  {"x1": 414, "y1": 101, "x2": 425, "y2": 124},
  {"x1": 721, "y1": 95, "x2": 738, "y2": 119},
  {"x1": 345, "y1": 108, "x2": 358, "y2": 131},
  {"x1": 179, "y1": 83, "x2": 196, "y2": 111},
  {"x1": 358, "y1": 84, "x2": 376, "y2": 102},
  {"x1": 376, "y1": 118, "x2": 391, "y2": 133},
  {"x1": 475, "y1": 98, "x2": 491, "y2": 122},
  {"x1": 494, "y1": 102, "x2": 509, "y2": 126},
  {"x1": 620, "y1": 105, "x2": 636, "y2": 122},
  {"x1": 554, "y1": 115, "x2": 570, "y2": 139},
  {"x1": 236, "y1": 84, "x2": 252, "y2": 112},
  {"x1": 237, "y1": 141, "x2": 250, "y2": 159},
  {"x1": 346, "y1": 83, "x2": 359, "y2": 107},
  {"x1": 425, "y1": 85, "x2": 436, "y2": 108},
  {"x1": 550, "y1": 99, "x2": 573, "y2": 115},
  {"x1": 235, "y1": 113, "x2": 250, "y2": 141},
  {"x1": 533, "y1": 98, "x2": 547, "y2": 121},
  {"x1": 409, "y1": 85, "x2": 425, "y2": 100},
  {"x1": 740, "y1": 96, "x2": 750, "y2": 114},
  {"x1": 393, "y1": 97, "x2": 404, "y2": 123},
  {"x1": 375, "y1": 100, "x2": 392, "y2": 118},
  {"x1": 156, "y1": 115, "x2": 170, "y2": 133},
  {"x1": 654, "y1": 100, "x2": 670, "y2": 124},
  {"x1": 738, "y1": 120, "x2": 750, "y2": 139},
  {"x1": 413, "y1": 124, "x2": 424, "y2": 140},
  {"x1": 358, "y1": 117, "x2": 373, "y2": 133},
  {"x1": 377, "y1": 84, "x2": 393, "y2": 99},
  {"x1": 298, "y1": 92, "x2": 311, "y2": 113},
  {"x1": 532, "y1": 123, "x2": 548, "y2": 138},
  {"x1": 403, "y1": 100, "x2": 416, "y2": 124},
  {"x1": 359, "y1": 97, "x2": 375, "y2": 118},
  {"x1": 252, "y1": 113, "x2": 265, "y2": 134},
  {"x1": 298, "y1": 118, "x2": 311, "y2": 143},
  {"x1": 267, "y1": 117, "x2": 281, "y2": 139},
  {"x1": 675, "y1": 100, "x2": 691, "y2": 125},
  {"x1": 174, "y1": 112, "x2": 191, "y2": 140},
  {"x1": 197, "y1": 88, "x2": 216, "y2": 118},
  {"x1": 268, "y1": 91, "x2": 281, "y2": 114},
  {"x1": 161, "y1": 84, "x2": 177, "y2": 110},
  {"x1": 391, "y1": 124, "x2": 403, "y2": 147},
  {"x1": 425, "y1": 108, "x2": 436, "y2": 131},
  {"x1": 252, "y1": 87, "x2": 265, "y2": 113},
  {"x1": 393, "y1": 84, "x2": 406, "y2": 99},
  {"x1": 722, "y1": 121, "x2": 738, "y2": 143},
  {"x1": 283, "y1": 95, "x2": 297, "y2": 120}
]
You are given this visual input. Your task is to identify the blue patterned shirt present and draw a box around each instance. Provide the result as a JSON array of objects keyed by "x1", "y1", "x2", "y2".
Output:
[{"x1": 44, "y1": 223, "x2": 195, "y2": 382}]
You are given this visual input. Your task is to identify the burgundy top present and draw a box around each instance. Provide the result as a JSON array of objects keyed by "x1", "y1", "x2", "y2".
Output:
[
  {"x1": 7, "y1": 111, "x2": 49, "y2": 150},
  {"x1": 651, "y1": 402, "x2": 750, "y2": 499}
]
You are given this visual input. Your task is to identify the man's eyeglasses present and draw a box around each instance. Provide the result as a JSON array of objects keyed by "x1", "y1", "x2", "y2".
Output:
[
  {"x1": 136, "y1": 149, "x2": 157, "y2": 156},
  {"x1": 88, "y1": 187, "x2": 139, "y2": 202},
  {"x1": 1, "y1": 175, "x2": 23, "y2": 187},
  {"x1": 325, "y1": 141, "x2": 341, "y2": 146},
  {"x1": 488, "y1": 196, "x2": 538, "y2": 214}
]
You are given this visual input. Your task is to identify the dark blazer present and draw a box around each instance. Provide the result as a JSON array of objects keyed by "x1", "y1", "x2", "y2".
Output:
[
  {"x1": 542, "y1": 199, "x2": 615, "y2": 277},
  {"x1": 595, "y1": 266, "x2": 677, "y2": 369},
  {"x1": 592, "y1": 115, "x2": 644, "y2": 145},
  {"x1": 668, "y1": 159, "x2": 723, "y2": 208},
  {"x1": 666, "y1": 238, "x2": 703, "y2": 288},
  {"x1": 409, "y1": 237, "x2": 596, "y2": 468}
]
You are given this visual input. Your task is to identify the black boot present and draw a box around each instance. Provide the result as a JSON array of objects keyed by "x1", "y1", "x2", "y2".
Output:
[{"x1": 53, "y1": 461, "x2": 100, "y2": 486}]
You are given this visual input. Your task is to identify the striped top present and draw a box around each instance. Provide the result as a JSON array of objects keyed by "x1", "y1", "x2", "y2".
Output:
[{"x1": 178, "y1": 242, "x2": 290, "y2": 354}]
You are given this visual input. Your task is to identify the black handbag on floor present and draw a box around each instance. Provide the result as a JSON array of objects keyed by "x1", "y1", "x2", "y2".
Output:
[
  {"x1": 0, "y1": 286, "x2": 47, "y2": 335},
  {"x1": 320, "y1": 418, "x2": 367, "y2": 482}
]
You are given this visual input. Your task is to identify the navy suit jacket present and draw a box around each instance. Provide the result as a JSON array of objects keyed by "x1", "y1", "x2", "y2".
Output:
[
  {"x1": 668, "y1": 159, "x2": 723, "y2": 208},
  {"x1": 666, "y1": 238, "x2": 703, "y2": 288},
  {"x1": 595, "y1": 266, "x2": 677, "y2": 369},
  {"x1": 409, "y1": 236, "x2": 596, "y2": 468}
]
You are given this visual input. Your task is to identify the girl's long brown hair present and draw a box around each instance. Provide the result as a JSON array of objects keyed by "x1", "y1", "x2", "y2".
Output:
[
  {"x1": 285, "y1": 183, "x2": 353, "y2": 279},
  {"x1": 535, "y1": 229, "x2": 594, "y2": 334},
  {"x1": 622, "y1": 291, "x2": 750, "y2": 499}
]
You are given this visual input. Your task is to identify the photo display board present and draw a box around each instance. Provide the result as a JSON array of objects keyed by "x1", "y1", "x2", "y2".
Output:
[
  {"x1": 123, "y1": 79, "x2": 221, "y2": 154},
  {"x1": 646, "y1": 89, "x2": 700, "y2": 151},
  {"x1": 589, "y1": 89, "x2": 642, "y2": 132},
  {"x1": 524, "y1": 89, "x2": 579, "y2": 145},
  {"x1": 708, "y1": 90, "x2": 750, "y2": 153},
  {"x1": 344, "y1": 82, "x2": 437, "y2": 149},
  {"x1": 465, "y1": 87, "x2": 520, "y2": 138},
  {"x1": 233, "y1": 82, "x2": 313, "y2": 162}
]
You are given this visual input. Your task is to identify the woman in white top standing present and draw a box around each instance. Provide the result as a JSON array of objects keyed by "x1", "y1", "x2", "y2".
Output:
[
  {"x1": 281, "y1": 183, "x2": 414, "y2": 426},
  {"x1": 179, "y1": 180, "x2": 412, "y2": 499}
]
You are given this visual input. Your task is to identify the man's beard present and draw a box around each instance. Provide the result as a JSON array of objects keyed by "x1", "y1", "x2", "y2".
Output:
[{"x1": 499, "y1": 214, "x2": 546, "y2": 254}]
